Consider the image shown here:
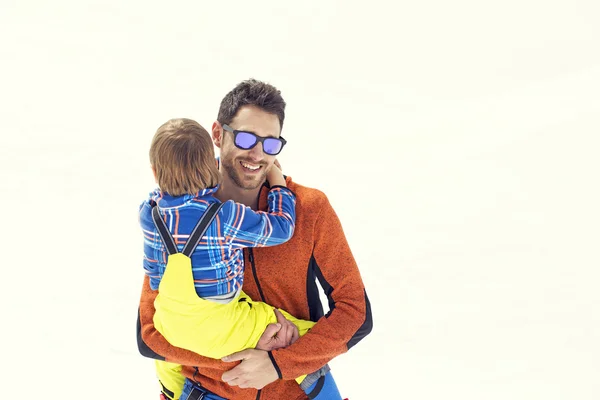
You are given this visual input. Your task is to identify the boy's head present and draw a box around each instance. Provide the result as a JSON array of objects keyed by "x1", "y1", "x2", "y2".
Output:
[{"x1": 150, "y1": 118, "x2": 220, "y2": 196}]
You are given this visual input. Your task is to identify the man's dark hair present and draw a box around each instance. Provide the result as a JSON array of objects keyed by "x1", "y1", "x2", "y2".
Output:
[{"x1": 218, "y1": 79, "x2": 286, "y2": 129}]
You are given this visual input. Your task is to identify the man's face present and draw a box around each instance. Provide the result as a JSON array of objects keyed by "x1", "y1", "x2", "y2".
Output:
[{"x1": 214, "y1": 105, "x2": 282, "y2": 190}]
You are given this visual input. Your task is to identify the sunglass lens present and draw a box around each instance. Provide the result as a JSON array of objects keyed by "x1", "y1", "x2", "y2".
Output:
[
  {"x1": 235, "y1": 132, "x2": 257, "y2": 149},
  {"x1": 263, "y1": 138, "x2": 283, "y2": 155}
]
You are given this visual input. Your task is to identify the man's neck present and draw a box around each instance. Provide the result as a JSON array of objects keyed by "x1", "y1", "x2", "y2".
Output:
[{"x1": 215, "y1": 174, "x2": 262, "y2": 210}]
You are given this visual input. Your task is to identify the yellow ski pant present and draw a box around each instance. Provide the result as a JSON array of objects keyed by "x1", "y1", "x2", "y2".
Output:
[{"x1": 153, "y1": 253, "x2": 314, "y2": 399}]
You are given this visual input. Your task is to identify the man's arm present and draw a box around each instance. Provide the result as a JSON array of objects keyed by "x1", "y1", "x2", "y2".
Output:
[
  {"x1": 220, "y1": 194, "x2": 373, "y2": 388},
  {"x1": 269, "y1": 194, "x2": 373, "y2": 379},
  {"x1": 219, "y1": 310, "x2": 300, "y2": 389},
  {"x1": 222, "y1": 194, "x2": 373, "y2": 386}
]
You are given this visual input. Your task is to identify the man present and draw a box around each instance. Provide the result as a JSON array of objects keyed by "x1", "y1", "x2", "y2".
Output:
[{"x1": 138, "y1": 78, "x2": 373, "y2": 400}]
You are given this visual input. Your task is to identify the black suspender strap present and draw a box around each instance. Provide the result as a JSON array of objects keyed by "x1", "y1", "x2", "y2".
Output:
[
  {"x1": 152, "y1": 206, "x2": 178, "y2": 255},
  {"x1": 182, "y1": 202, "x2": 224, "y2": 257},
  {"x1": 152, "y1": 202, "x2": 223, "y2": 257}
]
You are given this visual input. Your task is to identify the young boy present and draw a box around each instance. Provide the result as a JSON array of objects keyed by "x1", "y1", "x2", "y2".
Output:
[{"x1": 139, "y1": 118, "x2": 341, "y2": 399}]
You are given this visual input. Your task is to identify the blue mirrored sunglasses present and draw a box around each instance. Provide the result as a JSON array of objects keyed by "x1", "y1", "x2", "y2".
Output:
[{"x1": 222, "y1": 124, "x2": 287, "y2": 156}]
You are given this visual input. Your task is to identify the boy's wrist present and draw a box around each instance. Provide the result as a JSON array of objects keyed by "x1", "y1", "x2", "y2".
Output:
[{"x1": 269, "y1": 177, "x2": 286, "y2": 187}]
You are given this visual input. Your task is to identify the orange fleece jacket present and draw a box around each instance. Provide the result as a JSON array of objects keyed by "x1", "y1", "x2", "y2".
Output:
[{"x1": 137, "y1": 177, "x2": 373, "y2": 400}]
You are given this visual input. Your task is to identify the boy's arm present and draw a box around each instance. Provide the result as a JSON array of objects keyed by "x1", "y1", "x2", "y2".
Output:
[
  {"x1": 221, "y1": 187, "x2": 296, "y2": 248},
  {"x1": 268, "y1": 194, "x2": 373, "y2": 379}
]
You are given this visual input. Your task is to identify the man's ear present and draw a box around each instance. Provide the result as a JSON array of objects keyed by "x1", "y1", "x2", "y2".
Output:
[{"x1": 212, "y1": 121, "x2": 223, "y2": 148}]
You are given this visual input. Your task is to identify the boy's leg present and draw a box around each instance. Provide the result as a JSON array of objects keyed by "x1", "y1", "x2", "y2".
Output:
[
  {"x1": 155, "y1": 360, "x2": 185, "y2": 400},
  {"x1": 156, "y1": 292, "x2": 343, "y2": 399}
]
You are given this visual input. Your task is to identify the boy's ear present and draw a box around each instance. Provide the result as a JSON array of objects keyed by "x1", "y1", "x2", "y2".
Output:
[
  {"x1": 151, "y1": 165, "x2": 158, "y2": 183},
  {"x1": 212, "y1": 121, "x2": 223, "y2": 148}
]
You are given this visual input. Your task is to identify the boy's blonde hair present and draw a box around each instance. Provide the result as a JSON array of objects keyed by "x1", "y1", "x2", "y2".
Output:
[{"x1": 150, "y1": 118, "x2": 221, "y2": 196}]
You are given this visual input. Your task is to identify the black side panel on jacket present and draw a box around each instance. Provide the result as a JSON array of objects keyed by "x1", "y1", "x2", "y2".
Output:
[
  {"x1": 347, "y1": 289, "x2": 373, "y2": 350},
  {"x1": 137, "y1": 308, "x2": 166, "y2": 360},
  {"x1": 308, "y1": 256, "x2": 373, "y2": 349},
  {"x1": 306, "y1": 255, "x2": 325, "y2": 322},
  {"x1": 310, "y1": 255, "x2": 336, "y2": 317}
]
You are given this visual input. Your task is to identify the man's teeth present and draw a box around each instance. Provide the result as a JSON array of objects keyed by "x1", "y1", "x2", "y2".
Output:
[{"x1": 241, "y1": 162, "x2": 260, "y2": 170}]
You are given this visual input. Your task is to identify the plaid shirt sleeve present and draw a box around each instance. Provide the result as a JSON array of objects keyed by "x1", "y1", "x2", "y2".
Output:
[{"x1": 220, "y1": 186, "x2": 296, "y2": 249}]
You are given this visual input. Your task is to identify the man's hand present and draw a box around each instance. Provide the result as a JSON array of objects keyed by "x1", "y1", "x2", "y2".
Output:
[
  {"x1": 221, "y1": 349, "x2": 279, "y2": 389},
  {"x1": 255, "y1": 309, "x2": 300, "y2": 351}
]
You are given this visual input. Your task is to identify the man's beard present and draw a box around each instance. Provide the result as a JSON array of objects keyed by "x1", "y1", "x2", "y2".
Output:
[{"x1": 221, "y1": 155, "x2": 268, "y2": 190}]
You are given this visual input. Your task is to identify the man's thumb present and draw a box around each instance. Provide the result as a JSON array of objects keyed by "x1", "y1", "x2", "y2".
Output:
[{"x1": 222, "y1": 349, "x2": 250, "y2": 362}]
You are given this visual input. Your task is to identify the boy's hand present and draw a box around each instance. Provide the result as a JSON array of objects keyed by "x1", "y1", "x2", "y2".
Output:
[{"x1": 266, "y1": 159, "x2": 286, "y2": 187}]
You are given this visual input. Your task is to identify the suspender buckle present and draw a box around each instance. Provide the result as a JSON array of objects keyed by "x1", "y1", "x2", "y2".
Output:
[{"x1": 185, "y1": 387, "x2": 206, "y2": 400}]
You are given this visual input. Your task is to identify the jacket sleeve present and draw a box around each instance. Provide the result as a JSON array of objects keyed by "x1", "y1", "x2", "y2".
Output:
[
  {"x1": 269, "y1": 194, "x2": 373, "y2": 379},
  {"x1": 137, "y1": 274, "x2": 229, "y2": 369},
  {"x1": 222, "y1": 186, "x2": 296, "y2": 248}
]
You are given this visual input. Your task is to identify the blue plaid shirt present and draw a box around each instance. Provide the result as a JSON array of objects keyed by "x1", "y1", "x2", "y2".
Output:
[{"x1": 139, "y1": 185, "x2": 296, "y2": 298}]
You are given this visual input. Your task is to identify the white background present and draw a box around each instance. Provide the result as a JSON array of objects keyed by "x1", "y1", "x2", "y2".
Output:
[{"x1": 1, "y1": 0, "x2": 599, "y2": 399}]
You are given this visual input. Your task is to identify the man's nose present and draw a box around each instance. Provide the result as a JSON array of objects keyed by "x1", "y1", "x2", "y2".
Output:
[{"x1": 247, "y1": 142, "x2": 265, "y2": 161}]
